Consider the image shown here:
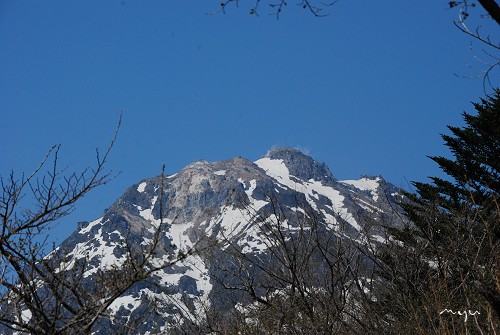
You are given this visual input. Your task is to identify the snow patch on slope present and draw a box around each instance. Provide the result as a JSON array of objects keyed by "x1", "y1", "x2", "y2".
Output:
[
  {"x1": 137, "y1": 182, "x2": 147, "y2": 193},
  {"x1": 162, "y1": 219, "x2": 213, "y2": 314},
  {"x1": 79, "y1": 217, "x2": 103, "y2": 234},
  {"x1": 239, "y1": 178, "x2": 267, "y2": 211},
  {"x1": 139, "y1": 196, "x2": 160, "y2": 227},
  {"x1": 58, "y1": 227, "x2": 127, "y2": 277},
  {"x1": 21, "y1": 309, "x2": 32, "y2": 323},
  {"x1": 108, "y1": 294, "x2": 142, "y2": 320},
  {"x1": 341, "y1": 177, "x2": 381, "y2": 201},
  {"x1": 254, "y1": 158, "x2": 290, "y2": 184},
  {"x1": 255, "y1": 158, "x2": 360, "y2": 231},
  {"x1": 168, "y1": 218, "x2": 193, "y2": 249}
]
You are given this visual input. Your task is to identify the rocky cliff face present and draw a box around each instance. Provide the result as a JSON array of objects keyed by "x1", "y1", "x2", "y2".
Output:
[{"x1": 6, "y1": 148, "x2": 406, "y2": 334}]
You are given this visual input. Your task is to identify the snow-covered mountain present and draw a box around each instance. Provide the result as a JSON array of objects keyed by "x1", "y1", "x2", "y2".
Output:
[{"x1": 6, "y1": 148, "x2": 406, "y2": 334}]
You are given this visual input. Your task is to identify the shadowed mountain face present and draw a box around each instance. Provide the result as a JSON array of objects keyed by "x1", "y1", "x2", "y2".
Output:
[{"x1": 4, "y1": 148, "x2": 406, "y2": 334}]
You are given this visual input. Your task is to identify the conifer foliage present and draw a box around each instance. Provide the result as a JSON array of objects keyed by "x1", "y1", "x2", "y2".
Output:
[
  {"x1": 378, "y1": 90, "x2": 500, "y2": 334},
  {"x1": 415, "y1": 89, "x2": 500, "y2": 212}
]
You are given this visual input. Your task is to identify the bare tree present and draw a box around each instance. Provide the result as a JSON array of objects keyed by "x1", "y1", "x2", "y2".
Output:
[
  {"x1": 449, "y1": 1, "x2": 500, "y2": 91},
  {"x1": 212, "y1": 0, "x2": 336, "y2": 17},
  {"x1": 365, "y1": 201, "x2": 499, "y2": 335},
  {"x1": 172, "y1": 192, "x2": 389, "y2": 335},
  {"x1": 170, "y1": 165, "x2": 499, "y2": 335},
  {"x1": 0, "y1": 115, "x2": 121, "y2": 332},
  {"x1": 0, "y1": 117, "x2": 199, "y2": 334},
  {"x1": 212, "y1": 0, "x2": 499, "y2": 92}
]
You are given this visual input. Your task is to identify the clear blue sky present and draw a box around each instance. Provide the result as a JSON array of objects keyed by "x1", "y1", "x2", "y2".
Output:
[{"x1": 1, "y1": 1, "x2": 498, "y2": 243}]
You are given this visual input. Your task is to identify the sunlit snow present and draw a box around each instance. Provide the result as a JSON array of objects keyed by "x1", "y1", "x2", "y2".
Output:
[
  {"x1": 137, "y1": 182, "x2": 147, "y2": 193},
  {"x1": 239, "y1": 178, "x2": 267, "y2": 211},
  {"x1": 139, "y1": 196, "x2": 160, "y2": 227},
  {"x1": 57, "y1": 227, "x2": 126, "y2": 277},
  {"x1": 21, "y1": 309, "x2": 32, "y2": 323},
  {"x1": 255, "y1": 158, "x2": 360, "y2": 231},
  {"x1": 341, "y1": 177, "x2": 380, "y2": 201},
  {"x1": 79, "y1": 217, "x2": 103, "y2": 235},
  {"x1": 108, "y1": 294, "x2": 142, "y2": 320}
]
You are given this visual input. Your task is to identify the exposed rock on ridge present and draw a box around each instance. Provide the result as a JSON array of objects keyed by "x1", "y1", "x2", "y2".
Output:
[
  {"x1": 264, "y1": 147, "x2": 336, "y2": 184},
  {"x1": 1, "y1": 148, "x2": 406, "y2": 335}
]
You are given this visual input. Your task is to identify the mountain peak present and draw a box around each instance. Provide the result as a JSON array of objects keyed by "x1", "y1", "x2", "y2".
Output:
[
  {"x1": 264, "y1": 147, "x2": 303, "y2": 158},
  {"x1": 9, "y1": 148, "x2": 407, "y2": 335},
  {"x1": 260, "y1": 147, "x2": 335, "y2": 184}
]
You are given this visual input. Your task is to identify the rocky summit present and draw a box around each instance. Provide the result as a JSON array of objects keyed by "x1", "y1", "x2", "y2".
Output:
[{"x1": 5, "y1": 148, "x2": 406, "y2": 334}]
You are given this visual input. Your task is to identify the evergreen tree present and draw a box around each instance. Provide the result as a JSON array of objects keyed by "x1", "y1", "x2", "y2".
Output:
[
  {"x1": 412, "y1": 89, "x2": 500, "y2": 316},
  {"x1": 374, "y1": 91, "x2": 500, "y2": 334},
  {"x1": 414, "y1": 89, "x2": 500, "y2": 214}
]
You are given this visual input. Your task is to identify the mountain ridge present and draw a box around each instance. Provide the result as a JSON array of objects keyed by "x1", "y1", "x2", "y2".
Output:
[{"x1": 2, "y1": 148, "x2": 406, "y2": 334}]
